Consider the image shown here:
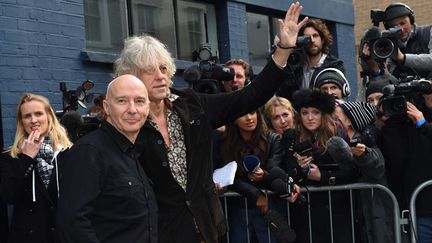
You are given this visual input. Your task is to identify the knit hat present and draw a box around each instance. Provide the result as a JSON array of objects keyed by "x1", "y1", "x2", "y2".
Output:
[
  {"x1": 364, "y1": 71, "x2": 397, "y2": 99},
  {"x1": 313, "y1": 68, "x2": 351, "y2": 97},
  {"x1": 339, "y1": 102, "x2": 377, "y2": 132},
  {"x1": 292, "y1": 89, "x2": 335, "y2": 114}
]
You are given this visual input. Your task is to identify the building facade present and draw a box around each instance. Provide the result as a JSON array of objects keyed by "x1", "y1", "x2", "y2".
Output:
[{"x1": 0, "y1": 0, "x2": 356, "y2": 146}]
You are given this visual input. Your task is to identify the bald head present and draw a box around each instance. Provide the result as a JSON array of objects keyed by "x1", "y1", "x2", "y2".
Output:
[{"x1": 104, "y1": 74, "x2": 150, "y2": 143}]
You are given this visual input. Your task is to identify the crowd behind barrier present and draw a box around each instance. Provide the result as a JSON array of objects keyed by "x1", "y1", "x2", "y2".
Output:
[{"x1": 220, "y1": 182, "x2": 406, "y2": 243}]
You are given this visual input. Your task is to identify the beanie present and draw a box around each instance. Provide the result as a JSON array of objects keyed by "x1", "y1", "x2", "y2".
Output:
[
  {"x1": 313, "y1": 68, "x2": 347, "y2": 88},
  {"x1": 292, "y1": 89, "x2": 335, "y2": 114},
  {"x1": 365, "y1": 71, "x2": 397, "y2": 99},
  {"x1": 313, "y1": 68, "x2": 350, "y2": 97},
  {"x1": 339, "y1": 102, "x2": 377, "y2": 132}
]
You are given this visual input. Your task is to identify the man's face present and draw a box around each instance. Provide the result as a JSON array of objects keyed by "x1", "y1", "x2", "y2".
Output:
[
  {"x1": 223, "y1": 64, "x2": 246, "y2": 92},
  {"x1": 104, "y1": 75, "x2": 150, "y2": 142},
  {"x1": 138, "y1": 64, "x2": 170, "y2": 102},
  {"x1": 320, "y1": 83, "x2": 342, "y2": 98},
  {"x1": 303, "y1": 27, "x2": 323, "y2": 56},
  {"x1": 387, "y1": 16, "x2": 412, "y2": 42}
]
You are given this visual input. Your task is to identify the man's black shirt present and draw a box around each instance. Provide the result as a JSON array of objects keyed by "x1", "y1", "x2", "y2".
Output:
[{"x1": 57, "y1": 121, "x2": 158, "y2": 243}]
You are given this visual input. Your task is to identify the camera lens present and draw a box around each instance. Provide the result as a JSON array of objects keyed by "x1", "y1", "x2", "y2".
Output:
[
  {"x1": 373, "y1": 38, "x2": 395, "y2": 59},
  {"x1": 288, "y1": 51, "x2": 302, "y2": 66}
]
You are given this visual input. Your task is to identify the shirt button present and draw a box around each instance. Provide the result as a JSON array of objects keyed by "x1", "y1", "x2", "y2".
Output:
[
  {"x1": 28, "y1": 229, "x2": 34, "y2": 234},
  {"x1": 50, "y1": 227, "x2": 55, "y2": 232},
  {"x1": 157, "y1": 139, "x2": 163, "y2": 145},
  {"x1": 149, "y1": 227, "x2": 153, "y2": 231},
  {"x1": 161, "y1": 161, "x2": 168, "y2": 167},
  {"x1": 128, "y1": 181, "x2": 132, "y2": 186},
  {"x1": 28, "y1": 209, "x2": 33, "y2": 213},
  {"x1": 186, "y1": 200, "x2": 191, "y2": 206}
]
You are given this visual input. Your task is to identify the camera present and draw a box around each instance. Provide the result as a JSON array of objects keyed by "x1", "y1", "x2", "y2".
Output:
[
  {"x1": 293, "y1": 139, "x2": 313, "y2": 157},
  {"x1": 287, "y1": 36, "x2": 311, "y2": 69},
  {"x1": 349, "y1": 138, "x2": 361, "y2": 147},
  {"x1": 369, "y1": 26, "x2": 402, "y2": 60},
  {"x1": 380, "y1": 78, "x2": 432, "y2": 117},
  {"x1": 184, "y1": 44, "x2": 235, "y2": 94},
  {"x1": 58, "y1": 81, "x2": 101, "y2": 142}
]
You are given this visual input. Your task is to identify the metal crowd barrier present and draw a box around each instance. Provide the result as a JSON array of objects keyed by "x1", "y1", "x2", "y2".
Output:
[
  {"x1": 220, "y1": 183, "x2": 401, "y2": 243},
  {"x1": 409, "y1": 179, "x2": 432, "y2": 243}
]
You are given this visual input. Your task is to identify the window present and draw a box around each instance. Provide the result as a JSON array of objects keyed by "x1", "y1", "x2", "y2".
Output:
[
  {"x1": 247, "y1": 12, "x2": 271, "y2": 66},
  {"x1": 84, "y1": 0, "x2": 218, "y2": 61}
]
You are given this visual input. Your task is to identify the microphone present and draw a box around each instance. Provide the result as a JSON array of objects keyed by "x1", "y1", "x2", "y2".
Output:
[
  {"x1": 268, "y1": 167, "x2": 306, "y2": 204},
  {"x1": 243, "y1": 155, "x2": 261, "y2": 173},
  {"x1": 60, "y1": 111, "x2": 83, "y2": 142}
]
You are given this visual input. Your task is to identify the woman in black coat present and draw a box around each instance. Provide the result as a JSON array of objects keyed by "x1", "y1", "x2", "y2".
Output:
[{"x1": 0, "y1": 93, "x2": 72, "y2": 243}]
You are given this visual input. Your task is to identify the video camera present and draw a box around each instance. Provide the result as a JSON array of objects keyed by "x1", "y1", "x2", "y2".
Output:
[
  {"x1": 380, "y1": 78, "x2": 432, "y2": 117},
  {"x1": 287, "y1": 36, "x2": 311, "y2": 69},
  {"x1": 362, "y1": 9, "x2": 402, "y2": 61},
  {"x1": 58, "y1": 80, "x2": 101, "y2": 142},
  {"x1": 184, "y1": 44, "x2": 235, "y2": 94}
]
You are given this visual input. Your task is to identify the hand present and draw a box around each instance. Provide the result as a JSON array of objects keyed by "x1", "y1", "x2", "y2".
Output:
[
  {"x1": 406, "y1": 101, "x2": 425, "y2": 124},
  {"x1": 362, "y1": 43, "x2": 371, "y2": 56},
  {"x1": 286, "y1": 184, "x2": 301, "y2": 203},
  {"x1": 307, "y1": 163, "x2": 321, "y2": 181},
  {"x1": 256, "y1": 194, "x2": 269, "y2": 214},
  {"x1": 351, "y1": 143, "x2": 366, "y2": 157},
  {"x1": 273, "y1": 2, "x2": 308, "y2": 64},
  {"x1": 215, "y1": 183, "x2": 226, "y2": 195},
  {"x1": 248, "y1": 167, "x2": 265, "y2": 182},
  {"x1": 21, "y1": 130, "x2": 44, "y2": 158},
  {"x1": 293, "y1": 152, "x2": 313, "y2": 168},
  {"x1": 396, "y1": 48, "x2": 404, "y2": 64}
]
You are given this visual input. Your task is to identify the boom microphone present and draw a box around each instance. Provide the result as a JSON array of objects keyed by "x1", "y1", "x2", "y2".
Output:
[{"x1": 183, "y1": 65, "x2": 202, "y2": 84}]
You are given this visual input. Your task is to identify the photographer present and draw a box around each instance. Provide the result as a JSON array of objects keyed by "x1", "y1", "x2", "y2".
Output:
[
  {"x1": 278, "y1": 19, "x2": 345, "y2": 100},
  {"x1": 378, "y1": 88, "x2": 432, "y2": 242},
  {"x1": 361, "y1": 3, "x2": 432, "y2": 80},
  {"x1": 222, "y1": 58, "x2": 251, "y2": 93}
]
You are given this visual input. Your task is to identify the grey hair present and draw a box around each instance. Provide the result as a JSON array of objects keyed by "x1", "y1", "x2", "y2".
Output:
[{"x1": 113, "y1": 35, "x2": 176, "y2": 85}]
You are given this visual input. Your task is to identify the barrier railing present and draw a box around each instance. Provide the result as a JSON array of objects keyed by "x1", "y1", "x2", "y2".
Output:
[
  {"x1": 409, "y1": 179, "x2": 432, "y2": 243},
  {"x1": 220, "y1": 183, "x2": 401, "y2": 243}
]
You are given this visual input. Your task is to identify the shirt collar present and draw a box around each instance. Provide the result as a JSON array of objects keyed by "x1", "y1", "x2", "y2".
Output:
[{"x1": 100, "y1": 121, "x2": 136, "y2": 153}]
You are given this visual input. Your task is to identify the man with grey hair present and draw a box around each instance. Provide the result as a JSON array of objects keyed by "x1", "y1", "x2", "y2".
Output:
[
  {"x1": 56, "y1": 75, "x2": 157, "y2": 243},
  {"x1": 114, "y1": 2, "x2": 307, "y2": 243}
]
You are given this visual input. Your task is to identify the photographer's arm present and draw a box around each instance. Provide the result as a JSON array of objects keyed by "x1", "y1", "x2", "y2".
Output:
[{"x1": 397, "y1": 29, "x2": 432, "y2": 70}]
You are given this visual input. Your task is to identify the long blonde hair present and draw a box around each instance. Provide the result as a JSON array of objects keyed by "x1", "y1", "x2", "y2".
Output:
[{"x1": 7, "y1": 93, "x2": 72, "y2": 158}]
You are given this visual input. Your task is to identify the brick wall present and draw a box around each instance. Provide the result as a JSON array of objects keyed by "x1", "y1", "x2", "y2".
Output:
[
  {"x1": 352, "y1": 0, "x2": 432, "y2": 97},
  {"x1": 0, "y1": 0, "x2": 112, "y2": 146}
]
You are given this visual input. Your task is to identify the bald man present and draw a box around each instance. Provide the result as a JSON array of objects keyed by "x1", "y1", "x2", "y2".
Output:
[{"x1": 57, "y1": 75, "x2": 158, "y2": 243}]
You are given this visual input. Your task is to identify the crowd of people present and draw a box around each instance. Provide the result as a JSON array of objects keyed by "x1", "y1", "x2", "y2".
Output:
[{"x1": 1, "y1": 1, "x2": 432, "y2": 243}]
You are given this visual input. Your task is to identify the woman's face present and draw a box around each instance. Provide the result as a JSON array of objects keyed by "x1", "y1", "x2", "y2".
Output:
[
  {"x1": 20, "y1": 100, "x2": 49, "y2": 136},
  {"x1": 236, "y1": 111, "x2": 258, "y2": 132},
  {"x1": 335, "y1": 106, "x2": 351, "y2": 131},
  {"x1": 270, "y1": 106, "x2": 294, "y2": 134},
  {"x1": 300, "y1": 107, "x2": 322, "y2": 132}
]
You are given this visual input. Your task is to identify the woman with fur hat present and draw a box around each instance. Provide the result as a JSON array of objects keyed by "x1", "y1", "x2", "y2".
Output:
[{"x1": 281, "y1": 89, "x2": 359, "y2": 243}]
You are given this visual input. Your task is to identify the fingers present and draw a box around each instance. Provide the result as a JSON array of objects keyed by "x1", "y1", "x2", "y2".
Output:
[{"x1": 297, "y1": 16, "x2": 309, "y2": 29}]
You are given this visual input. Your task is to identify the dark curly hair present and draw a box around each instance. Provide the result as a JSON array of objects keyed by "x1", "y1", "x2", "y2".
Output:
[{"x1": 299, "y1": 19, "x2": 333, "y2": 54}]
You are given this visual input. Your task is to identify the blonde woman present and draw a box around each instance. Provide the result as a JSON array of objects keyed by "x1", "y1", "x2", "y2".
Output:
[
  {"x1": 264, "y1": 96, "x2": 296, "y2": 135},
  {"x1": 0, "y1": 93, "x2": 72, "y2": 243}
]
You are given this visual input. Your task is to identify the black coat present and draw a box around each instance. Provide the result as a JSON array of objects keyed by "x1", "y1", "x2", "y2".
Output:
[
  {"x1": 138, "y1": 60, "x2": 289, "y2": 243},
  {"x1": 277, "y1": 54, "x2": 345, "y2": 100},
  {"x1": 0, "y1": 152, "x2": 62, "y2": 243}
]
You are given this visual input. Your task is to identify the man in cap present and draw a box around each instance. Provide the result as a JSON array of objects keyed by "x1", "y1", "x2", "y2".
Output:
[
  {"x1": 362, "y1": 3, "x2": 432, "y2": 79},
  {"x1": 312, "y1": 67, "x2": 351, "y2": 99}
]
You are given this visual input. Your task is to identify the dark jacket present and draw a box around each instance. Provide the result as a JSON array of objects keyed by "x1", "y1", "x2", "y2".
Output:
[
  {"x1": 226, "y1": 132, "x2": 284, "y2": 204},
  {"x1": 277, "y1": 54, "x2": 345, "y2": 100},
  {"x1": 0, "y1": 151, "x2": 63, "y2": 243},
  {"x1": 138, "y1": 60, "x2": 289, "y2": 243},
  {"x1": 380, "y1": 116, "x2": 432, "y2": 216},
  {"x1": 56, "y1": 122, "x2": 158, "y2": 243},
  {"x1": 389, "y1": 24, "x2": 432, "y2": 79},
  {"x1": 281, "y1": 129, "x2": 359, "y2": 243}
]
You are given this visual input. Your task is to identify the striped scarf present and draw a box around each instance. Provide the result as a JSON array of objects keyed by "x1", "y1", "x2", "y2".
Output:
[{"x1": 35, "y1": 137, "x2": 54, "y2": 188}]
